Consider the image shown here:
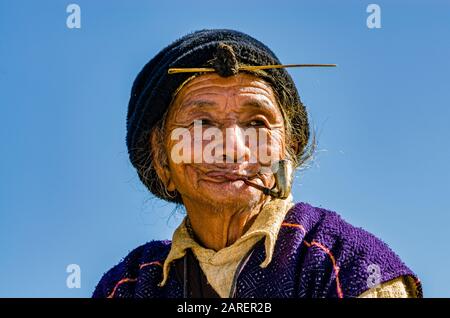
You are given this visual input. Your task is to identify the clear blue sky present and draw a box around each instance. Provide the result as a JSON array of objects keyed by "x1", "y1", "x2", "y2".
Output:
[{"x1": 0, "y1": 0, "x2": 449, "y2": 297}]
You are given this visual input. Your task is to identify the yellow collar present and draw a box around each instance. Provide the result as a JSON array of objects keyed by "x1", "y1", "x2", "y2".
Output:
[{"x1": 160, "y1": 194, "x2": 294, "y2": 297}]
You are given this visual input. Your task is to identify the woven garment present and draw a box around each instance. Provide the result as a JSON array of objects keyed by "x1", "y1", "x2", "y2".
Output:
[
  {"x1": 93, "y1": 202, "x2": 422, "y2": 298},
  {"x1": 159, "y1": 195, "x2": 294, "y2": 297}
]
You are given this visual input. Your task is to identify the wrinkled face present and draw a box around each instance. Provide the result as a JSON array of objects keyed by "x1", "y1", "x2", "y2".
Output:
[{"x1": 162, "y1": 73, "x2": 286, "y2": 208}]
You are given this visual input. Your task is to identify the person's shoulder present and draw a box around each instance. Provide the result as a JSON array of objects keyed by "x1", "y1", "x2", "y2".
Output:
[
  {"x1": 288, "y1": 202, "x2": 400, "y2": 255},
  {"x1": 287, "y1": 202, "x2": 420, "y2": 297},
  {"x1": 92, "y1": 240, "x2": 171, "y2": 298}
]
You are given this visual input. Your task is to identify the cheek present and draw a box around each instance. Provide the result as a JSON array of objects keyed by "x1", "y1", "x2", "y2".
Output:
[
  {"x1": 165, "y1": 137, "x2": 203, "y2": 192},
  {"x1": 166, "y1": 125, "x2": 213, "y2": 164},
  {"x1": 255, "y1": 129, "x2": 285, "y2": 165},
  {"x1": 272, "y1": 130, "x2": 286, "y2": 155},
  {"x1": 166, "y1": 161, "x2": 200, "y2": 195}
]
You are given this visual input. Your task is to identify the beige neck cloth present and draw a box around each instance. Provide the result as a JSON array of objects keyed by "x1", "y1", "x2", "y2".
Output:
[{"x1": 160, "y1": 194, "x2": 294, "y2": 298}]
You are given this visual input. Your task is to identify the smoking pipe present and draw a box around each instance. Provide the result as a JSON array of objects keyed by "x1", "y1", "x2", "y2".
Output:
[{"x1": 242, "y1": 159, "x2": 293, "y2": 199}]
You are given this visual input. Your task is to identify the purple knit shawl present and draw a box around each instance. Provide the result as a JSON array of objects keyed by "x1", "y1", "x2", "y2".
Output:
[{"x1": 93, "y1": 202, "x2": 422, "y2": 298}]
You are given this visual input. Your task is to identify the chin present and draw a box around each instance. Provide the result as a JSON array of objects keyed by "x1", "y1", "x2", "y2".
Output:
[{"x1": 198, "y1": 186, "x2": 262, "y2": 208}]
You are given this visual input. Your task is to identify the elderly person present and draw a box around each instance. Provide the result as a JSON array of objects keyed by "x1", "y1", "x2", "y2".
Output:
[{"x1": 93, "y1": 29, "x2": 421, "y2": 298}]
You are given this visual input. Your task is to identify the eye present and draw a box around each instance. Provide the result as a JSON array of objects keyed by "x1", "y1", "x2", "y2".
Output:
[
  {"x1": 248, "y1": 119, "x2": 267, "y2": 128},
  {"x1": 194, "y1": 119, "x2": 214, "y2": 126}
]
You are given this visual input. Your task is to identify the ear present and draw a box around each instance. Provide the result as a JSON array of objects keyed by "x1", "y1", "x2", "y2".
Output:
[
  {"x1": 150, "y1": 130, "x2": 177, "y2": 192},
  {"x1": 291, "y1": 140, "x2": 300, "y2": 157}
]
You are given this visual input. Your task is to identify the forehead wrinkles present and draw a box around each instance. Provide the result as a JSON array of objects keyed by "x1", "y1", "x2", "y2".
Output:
[
  {"x1": 182, "y1": 73, "x2": 269, "y2": 88},
  {"x1": 178, "y1": 79, "x2": 275, "y2": 103},
  {"x1": 167, "y1": 74, "x2": 280, "y2": 123}
]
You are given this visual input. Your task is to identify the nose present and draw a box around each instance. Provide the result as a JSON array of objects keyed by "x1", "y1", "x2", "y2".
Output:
[{"x1": 223, "y1": 125, "x2": 250, "y2": 163}]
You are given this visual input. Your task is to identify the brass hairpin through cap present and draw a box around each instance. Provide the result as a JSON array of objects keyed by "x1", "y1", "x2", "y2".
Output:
[{"x1": 168, "y1": 64, "x2": 337, "y2": 74}]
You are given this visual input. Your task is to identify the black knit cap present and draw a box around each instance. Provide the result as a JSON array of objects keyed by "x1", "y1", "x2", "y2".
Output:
[{"x1": 126, "y1": 29, "x2": 309, "y2": 202}]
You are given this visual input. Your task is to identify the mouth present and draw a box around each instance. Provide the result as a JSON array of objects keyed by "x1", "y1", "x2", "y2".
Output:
[
  {"x1": 188, "y1": 159, "x2": 292, "y2": 199},
  {"x1": 190, "y1": 164, "x2": 275, "y2": 195},
  {"x1": 203, "y1": 171, "x2": 271, "y2": 194},
  {"x1": 204, "y1": 171, "x2": 251, "y2": 181}
]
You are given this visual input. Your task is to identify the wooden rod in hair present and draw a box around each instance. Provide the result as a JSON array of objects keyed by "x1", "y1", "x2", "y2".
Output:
[{"x1": 168, "y1": 64, "x2": 337, "y2": 74}]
